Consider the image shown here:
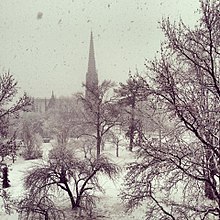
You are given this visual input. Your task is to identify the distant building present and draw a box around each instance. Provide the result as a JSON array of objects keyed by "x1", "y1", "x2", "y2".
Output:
[
  {"x1": 32, "y1": 91, "x2": 56, "y2": 113},
  {"x1": 85, "y1": 31, "x2": 99, "y2": 101}
]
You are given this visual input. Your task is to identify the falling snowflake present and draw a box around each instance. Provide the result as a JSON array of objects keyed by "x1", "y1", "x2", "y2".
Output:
[{"x1": 37, "y1": 12, "x2": 43, "y2": 19}]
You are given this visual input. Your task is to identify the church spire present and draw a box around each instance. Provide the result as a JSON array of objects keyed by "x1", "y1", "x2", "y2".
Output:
[
  {"x1": 47, "y1": 90, "x2": 56, "y2": 110},
  {"x1": 85, "y1": 31, "x2": 98, "y2": 100},
  {"x1": 51, "y1": 90, "x2": 55, "y2": 100},
  {"x1": 88, "y1": 31, "x2": 96, "y2": 73}
]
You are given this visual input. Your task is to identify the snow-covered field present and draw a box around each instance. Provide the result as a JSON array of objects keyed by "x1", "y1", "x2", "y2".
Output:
[{"x1": 0, "y1": 142, "x2": 146, "y2": 220}]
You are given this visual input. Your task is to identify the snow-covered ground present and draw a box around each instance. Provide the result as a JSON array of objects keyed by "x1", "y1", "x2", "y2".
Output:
[
  {"x1": 95, "y1": 148, "x2": 145, "y2": 220},
  {"x1": 0, "y1": 142, "x2": 146, "y2": 220}
]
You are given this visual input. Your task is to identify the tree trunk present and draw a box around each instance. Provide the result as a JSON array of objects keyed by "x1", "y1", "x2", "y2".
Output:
[
  {"x1": 63, "y1": 181, "x2": 76, "y2": 209},
  {"x1": 96, "y1": 103, "x2": 101, "y2": 158},
  {"x1": 129, "y1": 123, "x2": 134, "y2": 152},
  {"x1": 2, "y1": 165, "x2": 10, "y2": 188},
  {"x1": 158, "y1": 127, "x2": 162, "y2": 148},
  {"x1": 129, "y1": 97, "x2": 136, "y2": 152},
  {"x1": 204, "y1": 129, "x2": 217, "y2": 200},
  {"x1": 45, "y1": 212, "x2": 49, "y2": 220},
  {"x1": 97, "y1": 137, "x2": 101, "y2": 158},
  {"x1": 204, "y1": 148, "x2": 216, "y2": 200},
  {"x1": 116, "y1": 143, "x2": 119, "y2": 157},
  {"x1": 75, "y1": 196, "x2": 81, "y2": 208},
  {"x1": 101, "y1": 140, "x2": 105, "y2": 151}
]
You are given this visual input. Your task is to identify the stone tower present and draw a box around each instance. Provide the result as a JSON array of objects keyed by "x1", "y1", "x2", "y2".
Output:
[{"x1": 85, "y1": 31, "x2": 98, "y2": 100}]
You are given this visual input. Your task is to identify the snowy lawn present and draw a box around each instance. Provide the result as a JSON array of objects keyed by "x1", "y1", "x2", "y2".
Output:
[{"x1": 0, "y1": 142, "x2": 146, "y2": 220}]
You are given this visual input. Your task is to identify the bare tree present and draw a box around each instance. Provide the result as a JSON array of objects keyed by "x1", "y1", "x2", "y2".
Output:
[
  {"x1": 19, "y1": 112, "x2": 43, "y2": 160},
  {"x1": 18, "y1": 193, "x2": 65, "y2": 220},
  {"x1": 78, "y1": 80, "x2": 121, "y2": 158},
  {"x1": 0, "y1": 72, "x2": 31, "y2": 121},
  {"x1": 122, "y1": 0, "x2": 220, "y2": 219},
  {"x1": 0, "y1": 72, "x2": 31, "y2": 160},
  {"x1": 114, "y1": 72, "x2": 149, "y2": 151},
  {"x1": 108, "y1": 129, "x2": 125, "y2": 157},
  {"x1": 23, "y1": 145, "x2": 120, "y2": 217},
  {"x1": 46, "y1": 97, "x2": 80, "y2": 145},
  {"x1": 0, "y1": 72, "x2": 31, "y2": 212}
]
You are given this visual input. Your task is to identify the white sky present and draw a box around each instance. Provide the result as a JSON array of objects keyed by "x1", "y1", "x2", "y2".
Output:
[{"x1": 0, "y1": 0, "x2": 200, "y2": 98}]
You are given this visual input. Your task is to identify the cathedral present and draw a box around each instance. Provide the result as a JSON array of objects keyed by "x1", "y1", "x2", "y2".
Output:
[{"x1": 33, "y1": 32, "x2": 98, "y2": 113}]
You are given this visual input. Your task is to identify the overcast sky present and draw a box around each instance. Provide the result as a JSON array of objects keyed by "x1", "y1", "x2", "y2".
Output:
[{"x1": 0, "y1": 0, "x2": 200, "y2": 98}]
